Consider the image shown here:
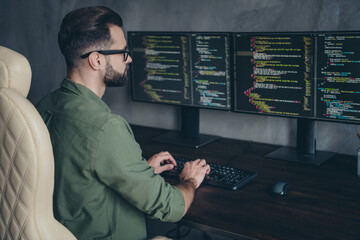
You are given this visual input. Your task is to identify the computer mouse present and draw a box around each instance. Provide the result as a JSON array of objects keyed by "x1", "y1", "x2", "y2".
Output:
[{"x1": 271, "y1": 182, "x2": 291, "y2": 196}]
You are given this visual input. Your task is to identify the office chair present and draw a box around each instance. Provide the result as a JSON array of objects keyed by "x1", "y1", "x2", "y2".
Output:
[{"x1": 0, "y1": 46, "x2": 76, "y2": 240}]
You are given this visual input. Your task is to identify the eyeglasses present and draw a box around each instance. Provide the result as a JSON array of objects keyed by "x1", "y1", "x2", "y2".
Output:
[{"x1": 80, "y1": 49, "x2": 130, "y2": 61}]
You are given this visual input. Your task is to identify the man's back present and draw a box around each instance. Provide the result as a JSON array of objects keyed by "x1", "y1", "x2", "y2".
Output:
[{"x1": 37, "y1": 78, "x2": 185, "y2": 240}]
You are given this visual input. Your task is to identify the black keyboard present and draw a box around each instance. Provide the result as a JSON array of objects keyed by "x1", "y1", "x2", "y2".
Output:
[{"x1": 165, "y1": 156, "x2": 258, "y2": 191}]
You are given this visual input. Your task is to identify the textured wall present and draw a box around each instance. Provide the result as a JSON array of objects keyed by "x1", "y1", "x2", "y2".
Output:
[{"x1": 1, "y1": 0, "x2": 360, "y2": 155}]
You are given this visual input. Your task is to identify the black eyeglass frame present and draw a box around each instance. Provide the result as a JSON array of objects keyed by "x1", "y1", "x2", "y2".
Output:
[{"x1": 80, "y1": 49, "x2": 130, "y2": 61}]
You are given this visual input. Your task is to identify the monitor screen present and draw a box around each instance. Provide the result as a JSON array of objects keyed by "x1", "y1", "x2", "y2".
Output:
[
  {"x1": 315, "y1": 33, "x2": 360, "y2": 122},
  {"x1": 128, "y1": 32, "x2": 231, "y2": 110},
  {"x1": 233, "y1": 33, "x2": 314, "y2": 118}
]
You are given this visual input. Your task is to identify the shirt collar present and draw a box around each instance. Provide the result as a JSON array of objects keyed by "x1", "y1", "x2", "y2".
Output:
[{"x1": 60, "y1": 78, "x2": 111, "y2": 113}]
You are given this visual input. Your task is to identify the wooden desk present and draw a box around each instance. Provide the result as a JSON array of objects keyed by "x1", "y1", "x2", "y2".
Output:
[{"x1": 132, "y1": 125, "x2": 360, "y2": 240}]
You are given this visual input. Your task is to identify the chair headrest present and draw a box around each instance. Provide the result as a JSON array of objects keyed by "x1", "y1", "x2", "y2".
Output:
[{"x1": 0, "y1": 46, "x2": 32, "y2": 97}]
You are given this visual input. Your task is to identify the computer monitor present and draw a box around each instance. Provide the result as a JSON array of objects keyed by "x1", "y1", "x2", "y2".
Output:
[
  {"x1": 233, "y1": 33, "x2": 314, "y2": 117},
  {"x1": 128, "y1": 31, "x2": 231, "y2": 148},
  {"x1": 233, "y1": 32, "x2": 332, "y2": 165},
  {"x1": 233, "y1": 31, "x2": 360, "y2": 165}
]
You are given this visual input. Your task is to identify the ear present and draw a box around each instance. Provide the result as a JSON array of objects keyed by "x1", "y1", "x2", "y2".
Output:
[{"x1": 87, "y1": 52, "x2": 104, "y2": 71}]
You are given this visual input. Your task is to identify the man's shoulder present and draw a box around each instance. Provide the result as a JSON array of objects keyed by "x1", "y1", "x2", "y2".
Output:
[
  {"x1": 36, "y1": 89, "x2": 60, "y2": 113},
  {"x1": 101, "y1": 114, "x2": 132, "y2": 134},
  {"x1": 36, "y1": 90, "x2": 128, "y2": 131}
]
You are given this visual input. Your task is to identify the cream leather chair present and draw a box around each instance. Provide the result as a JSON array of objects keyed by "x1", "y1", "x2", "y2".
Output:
[{"x1": 0, "y1": 46, "x2": 76, "y2": 240}]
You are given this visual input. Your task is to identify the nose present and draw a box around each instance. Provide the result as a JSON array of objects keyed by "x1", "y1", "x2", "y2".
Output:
[{"x1": 126, "y1": 55, "x2": 132, "y2": 64}]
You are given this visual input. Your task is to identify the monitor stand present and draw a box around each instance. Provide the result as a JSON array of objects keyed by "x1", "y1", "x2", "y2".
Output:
[
  {"x1": 152, "y1": 106, "x2": 219, "y2": 148},
  {"x1": 265, "y1": 118, "x2": 335, "y2": 166}
]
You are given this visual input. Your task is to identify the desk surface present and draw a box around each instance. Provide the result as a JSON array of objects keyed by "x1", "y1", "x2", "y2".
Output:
[{"x1": 132, "y1": 125, "x2": 360, "y2": 240}]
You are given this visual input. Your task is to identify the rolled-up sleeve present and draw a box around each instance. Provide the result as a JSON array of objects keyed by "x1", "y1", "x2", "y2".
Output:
[{"x1": 93, "y1": 116, "x2": 185, "y2": 222}]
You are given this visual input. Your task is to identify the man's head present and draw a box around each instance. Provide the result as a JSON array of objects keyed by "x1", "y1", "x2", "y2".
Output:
[{"x1": 58, "y1": 6, "x2": 131, "y2": 87}]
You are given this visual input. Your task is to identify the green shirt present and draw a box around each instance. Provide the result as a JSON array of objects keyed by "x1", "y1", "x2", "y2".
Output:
[{"x1": 36, "y1": 78, "x2": 185, "y2": 240}]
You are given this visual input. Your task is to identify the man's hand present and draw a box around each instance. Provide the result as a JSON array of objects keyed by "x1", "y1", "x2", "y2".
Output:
[
  {"x1": 176, "y1": 159, "x2": 210, "y2": 217},
  {"x1": 179, "y1": 159, "x2": 210, "y2": 189},
  {"x1": 147, "y1": 151, "x2": 177, "y2": 174}
]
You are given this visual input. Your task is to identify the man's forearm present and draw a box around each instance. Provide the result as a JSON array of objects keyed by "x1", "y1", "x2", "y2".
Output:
[{"x1": 176, "y1": 180, "x2": 197, "y2": 216}]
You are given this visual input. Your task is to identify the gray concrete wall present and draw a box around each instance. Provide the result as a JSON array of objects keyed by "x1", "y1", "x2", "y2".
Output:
[{"x1": 1, "y1": 0, "x2": 360, "y2": 155}]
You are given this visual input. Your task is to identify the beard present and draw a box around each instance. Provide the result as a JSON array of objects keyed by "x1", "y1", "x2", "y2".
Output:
[{"x1": 104, "y1": 60, "x2": 128, "y2": 87}]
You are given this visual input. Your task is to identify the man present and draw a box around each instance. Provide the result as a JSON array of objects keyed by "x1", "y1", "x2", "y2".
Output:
[{"x1": 36, "y1": 6, "x2": 210, "y2": 240}]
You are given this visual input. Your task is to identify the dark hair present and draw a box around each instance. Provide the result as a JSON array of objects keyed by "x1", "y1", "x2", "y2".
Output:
[{"x1": 58, "y1": 6, "x2": 123, "y2": 69}]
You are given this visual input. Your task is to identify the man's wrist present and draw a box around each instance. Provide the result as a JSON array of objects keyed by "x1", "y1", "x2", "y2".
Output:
[{"x1": 180, "y1": 179, "x2": 197, "y2": 190}]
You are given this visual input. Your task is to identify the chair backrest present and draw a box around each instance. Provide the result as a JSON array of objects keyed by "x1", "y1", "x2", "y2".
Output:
[{"x1": 0, "y1": 46, "x2": 76, "y2": 240}]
